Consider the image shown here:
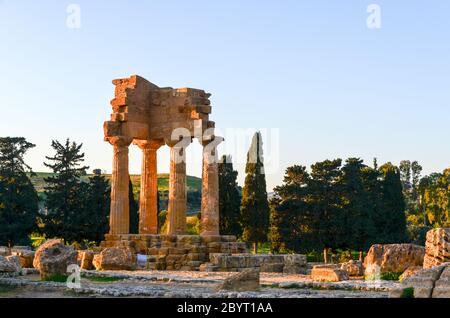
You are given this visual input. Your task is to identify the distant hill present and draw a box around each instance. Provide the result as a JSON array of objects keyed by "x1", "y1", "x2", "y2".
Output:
[
  {"x1": 29, "y1": 172, "x2": 202, "y2": 194},
  {"x1": 29, "y1": 172, "x2": 203, "y2": 215}
]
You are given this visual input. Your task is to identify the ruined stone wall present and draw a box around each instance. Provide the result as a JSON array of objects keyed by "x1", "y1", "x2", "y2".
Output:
[{"x1": 101, "y1": 234, "x2": 247, "y2": 271}]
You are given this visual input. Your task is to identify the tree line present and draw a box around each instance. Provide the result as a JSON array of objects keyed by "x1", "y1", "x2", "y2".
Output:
[
  {"x1": 0, "y1": 137, "x2": 138, "y2": 247},
  {"x1": 2, "y1": 134, "x2": 450, "y2": 254},
  {"x1": 219, "y1": 135, "x2": 450, "y2": 259}
]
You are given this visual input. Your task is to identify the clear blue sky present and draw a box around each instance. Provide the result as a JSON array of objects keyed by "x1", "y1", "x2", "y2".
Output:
[{"x1": 1, "y1": 1, "x2": 449, "y2": 191}]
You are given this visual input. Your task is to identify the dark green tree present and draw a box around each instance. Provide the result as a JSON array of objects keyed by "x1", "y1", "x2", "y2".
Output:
[
  {"x1": 129, "y1": 179, "x2": 139, "y2": 234},
  {"x1": 218, "y1": 155, "x2": 242, "y2": 237},
  {"x1": 0, "y1": 137, "x2": 39, "y2": 246},
  {"x1": 41, "y1": 139, "x2": 89, "y2": 243},
  {"x1": 379, "y1": 163, "x2": 408, "y2": 243},
  {"x1": 309, "y1": 159, "x2": 344, "y2": 262},
  {"x1": 270, "y1": 165, "x2": 317, "y2": 253},
  {"x1": 341, "y1": 158, "x2": 375, "y2": 261},
  {"x1": 83, "y1": 170, "x2": 110, "y2": 243},
  {"x1": 241, "y1": 132, "x2": 270, "y2": 253}
]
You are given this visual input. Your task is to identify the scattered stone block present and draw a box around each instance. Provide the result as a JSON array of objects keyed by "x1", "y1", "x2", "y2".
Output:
[
  {"x1": 341, "y1": 260, "x2": 364, "y2": 276},
  {"x1": 217, "y1": 268, "x2": 260, "y2": 291},
  {"x1": 92, "y1": 247, "x2": 136, "y2": 271},
  {"x1": 311, "y1": 266, "x2": 349, "y2": 282}
]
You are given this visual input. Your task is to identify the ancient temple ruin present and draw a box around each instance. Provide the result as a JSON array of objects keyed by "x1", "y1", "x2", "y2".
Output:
[
  {"x1": 103, "y1": 75, "x2": 222, "y2": 236},
  {"x1": 101, "y1": 75, "x2": 247, "y2": 270}
]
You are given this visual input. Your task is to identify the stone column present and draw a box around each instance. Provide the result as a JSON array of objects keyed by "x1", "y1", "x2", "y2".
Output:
[
  {"x1": 201, "y1": 139, "x2": 220, "y2": 236},
  {"x1": 167, "y1": 144, "x2": 187, "y2": 235},
  {"x1": 108, "y1": 136, "x2": 133, "y2": 235},
  {"x1": 135, "y1": 140, "x2": 163, "y2": 234}
]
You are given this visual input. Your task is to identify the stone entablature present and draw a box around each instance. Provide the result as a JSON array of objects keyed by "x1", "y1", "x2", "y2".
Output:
[{"x1": 103, "y1": 75, "x2": 222, "y2": 237}]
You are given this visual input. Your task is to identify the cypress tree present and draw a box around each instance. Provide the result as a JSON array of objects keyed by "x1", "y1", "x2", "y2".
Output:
[
  {"x1": 241, "y1": 132, "x2": 270, "y2": 254},
  {"x1": 0, "y1": 137, "x2": 39, "y2": 246},
  {"x1": 341, "y1": 158, "x2": 375, "y2": 261},
  {"x1": 379, "y1": 163, "x2": 408, "y2": 243},
  {"x1": 218, "y1": 155, "x2": 242, "y2": 237}
]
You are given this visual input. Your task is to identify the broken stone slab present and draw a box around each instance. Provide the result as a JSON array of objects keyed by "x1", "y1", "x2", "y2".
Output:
[
  {"x1": 311, "y1": 266, "x2": 349, "y2": 282},
  {"x1": 217, "y1": 268, "x2": 260, "y2": 292},
  {"x1": 364, "y1": 244, "x2": 424, "y2": 276}
]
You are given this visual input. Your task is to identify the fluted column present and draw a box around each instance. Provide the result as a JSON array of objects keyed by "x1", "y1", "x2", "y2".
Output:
[
  {"x1": 108, "y1": 136, "x2": 133, "y2": 234},
  {"x1": 201, "y1": 139, "x2": 220, "y2": 236},
  {"x1": 167, "y1": 144, "x2": 187, "y2": 235},
  {"x1": 134, "y1": 140, "x2": 163, "y2": 234}
]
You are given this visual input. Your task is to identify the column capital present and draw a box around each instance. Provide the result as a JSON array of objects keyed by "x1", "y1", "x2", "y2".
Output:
[
  {"x1": 134, "y1": 139, "x2": 164, "y2": 150},
  {"x1": 106, "y1": 136, "x2": 133, "y2": 147}
]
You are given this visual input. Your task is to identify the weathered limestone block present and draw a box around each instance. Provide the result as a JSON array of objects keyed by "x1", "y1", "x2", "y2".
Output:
[
  {"x1": 400, "y1": 265, "x2": 446, "y2": 298},
  {"x1": 5, "y1": 255, "x2": 22, "y2": 274},
  {"x1": 93, "y1": 247, "x2": 136, "y2": 271},
  {"x1": 77, "y1": 250, "x2": 95, "y2": 270},
  {"x1": 399, "y1": 266, "x2": 422, "y2": 282},
  {"x1": 311, "y1": 266, "x2": 349, "y2": 282},
  {"x1": 261, "y1": 263, "x2": 284, "y2": 273},
  {"x1": 364, "y1": 244, "x2": 425, "y2": 276},
  {"x1": 12, "y1": 250, "x2": 35, "y2": 268},
  {"x1": 432, "y1": 266, "x2": 450, "y2": 298},
  {"x1": 33, "y1": 239, "x2": 78, "y2": 280},
  {"x1": 340, "y1": 260, "x2": 364, "y2": 276},
  {"x1": 0, "y1": 255, "x2": 19, "y2": 273},
  {"x1": 217, "y1": 268, "x2": 260, "y2": 292},
  {"x1": 282, "y1": 254, "x2": 307, "y2": 274},
  {"x1": 424, "y1": 228, "x2": 450, "y2": 269}
]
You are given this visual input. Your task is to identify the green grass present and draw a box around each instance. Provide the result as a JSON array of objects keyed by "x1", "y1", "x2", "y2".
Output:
[
  {"x1": 42, "y1": 274, "x2": 69, "y2": 283},
  {"x1": 401, "y1": 287, "x2": 415, "y2": 298},
  {"x1": 82, "y1": 276, "x2": 124, "y2": 283}
]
